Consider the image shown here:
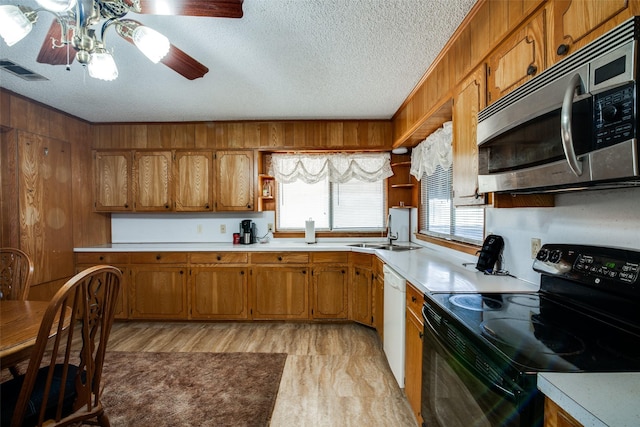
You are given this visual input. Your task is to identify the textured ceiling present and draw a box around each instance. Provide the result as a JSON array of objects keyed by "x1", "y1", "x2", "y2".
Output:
[{"x1": 0, "y1": 0, "x2": 476, "y2": 123}]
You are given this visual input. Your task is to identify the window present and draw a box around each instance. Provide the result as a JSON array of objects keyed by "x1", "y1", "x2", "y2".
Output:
[
  {"x1": 277, "y1": 177, "x2": 386, "y2": 231},
  {"x1": 419, "y1": 165, "x2": 484, "y2": 244}
]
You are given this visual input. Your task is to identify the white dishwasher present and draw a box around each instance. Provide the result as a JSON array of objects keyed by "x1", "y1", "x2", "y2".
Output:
[{"x1": 383, "y1": 264, "x2": 406, "y2": 388}]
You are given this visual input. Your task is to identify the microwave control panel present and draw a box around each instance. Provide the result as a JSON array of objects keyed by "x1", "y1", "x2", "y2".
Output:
[{"x1": 593, "y1": 82, "x2": 636, "y2": 149}]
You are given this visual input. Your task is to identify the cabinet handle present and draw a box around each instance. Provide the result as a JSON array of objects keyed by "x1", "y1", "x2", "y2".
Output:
[
  {"x1": 99, "y1": 256, "x2": 104, "y2": 261},
  {"x1": 156, "y1": 255, "x2": 161, "y2": 260},
  {"x1": 526, "y1": 64, "x2": 537, "y2": 76},
  {"x1": 180, "y1": 270, "x2": 184, "y2": 275},
  {"x1": 124, "y1": 204, "x2": 129, "y2": 208},
  {"x1": 557, "y1": 44, "x2": 570, "y2": 56},
  {"x1": 164, "y1": 204, "x2": 170, "y2": 209},
  {"x1": 277, "y1": 256, "x2": 282, "y2": 261},
  {"x1": 240, "y1": 270, "x2": 244, "y2": 275},
  {"x1": 341, "y1": 270, "x2": 345, "y2": 274},
  {"x1": 247, "y1": 204, "x2": 252, "y2": 209},
  {"x1": 302, "y1": 270, "x2": 307, "y2": 274},
  {"x1": 216, "y1": 256, "x2": 221, "y2": 261},
  {"x1": 356, "y1": 271, "x2": 360, "y2": 275},
  {"x1": 419, "y1": 332, "x2": 424, "y2": 340},
  {"x1": 412, "y1": 296, "x2": 417, "y2": 303},
  {"x1": 205, "y1": 204, "x2": 210, "y2": 209}
]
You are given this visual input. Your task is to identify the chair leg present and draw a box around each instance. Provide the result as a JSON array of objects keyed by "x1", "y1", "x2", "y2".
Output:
[{"x1": 97, "y1": 412, "x2": 111, "y2": 427}]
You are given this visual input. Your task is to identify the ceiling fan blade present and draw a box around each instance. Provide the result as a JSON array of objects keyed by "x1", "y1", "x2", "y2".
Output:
[
  {"x1": 36, "y1": 20, "x2": 76, "y2": 66},
  {"x1": 137, "y1": 0, "x2": 243, "y2": 18},
  {"x1": 116, "y1": 20, "x2": 209, "y2": 80},
  {"x1": 161, "y1": 45, "x2": 209, "y2": 80}
]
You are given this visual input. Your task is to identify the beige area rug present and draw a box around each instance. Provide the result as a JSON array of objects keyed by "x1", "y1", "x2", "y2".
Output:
[{"x1": 99, "y1": 351, "x2": 287, "y2": 427}]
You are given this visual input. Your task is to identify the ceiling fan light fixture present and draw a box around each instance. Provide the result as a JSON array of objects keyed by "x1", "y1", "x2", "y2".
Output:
[
  {"x1": 88, "y1": 50, "x2": 118, "y2": 81},
  {"x1": 0, "y1": 5, "x2": 35, "y2": 47},
  {"x1": 132, "y1": 25, "x2": 170, "y2": 63},
  {"x1": 35, "y1": 0, "x2": 77, "y2": 13}
]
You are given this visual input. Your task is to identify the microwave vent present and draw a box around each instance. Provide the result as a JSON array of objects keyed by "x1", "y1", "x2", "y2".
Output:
[{"x1": 479, "y1": 16, "x2": 640, "y2": 123}]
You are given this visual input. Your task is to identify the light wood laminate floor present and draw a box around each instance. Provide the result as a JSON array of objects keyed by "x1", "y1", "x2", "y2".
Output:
[{"x1": 106, "y1": 321, "x2": 417, "y2": 426}]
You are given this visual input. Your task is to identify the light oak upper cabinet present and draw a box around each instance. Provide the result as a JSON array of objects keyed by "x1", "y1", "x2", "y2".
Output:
[
  {"x1": 215, "y1": 150, "x2": 254, "y2": 211},
  {"x1": 134, "y1": 151, "x2": 173, "y2": 211},
  {"x1": 452, "y1": 65, "x2": 486, "y2": 207},
  {"x1": 93, "y1": 150, "x2": 132, "y2": 212},
  {"x1": 487, "y1": 10, "x2": 546, "y2": 104},
  {"x1": 547, "y1": 0, "x2": 630, "y2": 65},
  {"x1": 174, "y1": 151, "x2": 213, "y2": 211}
]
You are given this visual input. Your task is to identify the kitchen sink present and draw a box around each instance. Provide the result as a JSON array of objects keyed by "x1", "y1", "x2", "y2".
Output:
[
  {"x1": 347, "y1": 243, "x2": 386, "y2": 248},
  {"x1": 376, "y1": 244, "x2": 422, "y2": 251},
  {"x1": 348, "y1": 243, "x2": 422, "y2": 251}
]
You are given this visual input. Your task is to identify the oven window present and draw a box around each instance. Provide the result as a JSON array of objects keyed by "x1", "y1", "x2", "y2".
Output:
[{"x1": 484, "y1": 98, "x2": 592, "y2": 173}]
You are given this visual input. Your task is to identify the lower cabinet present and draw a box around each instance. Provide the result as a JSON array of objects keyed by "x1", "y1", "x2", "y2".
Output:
[
  {"x1": 130, "y1": 266, "x2": 188, "y2": 319},
  {"x1": 311, "y1": 252, "x2": 349, "y2": 320},
  {"x1": 350, "y1": 252, "x2": 374, "y2": 326},
  {"x1": 405, "y1": 281, "x2": 424, "y2": 425},
  {"x1": 75, "y1": 252, "x2": 130, "y2": 320},
  {"x1": 544, "y1": 398, "x2": 583, "y2": 427},
  {"x1": 191, "y1": 267, "x2": 249, "y2": 319},
  {"x1": 250, "y1": 266, "x2": 309, "y2": 320}
]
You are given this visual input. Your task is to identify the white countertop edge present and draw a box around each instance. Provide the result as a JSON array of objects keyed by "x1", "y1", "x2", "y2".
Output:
[{"x1": 538, "y1": 372, "x2": 640, "y2": 427}]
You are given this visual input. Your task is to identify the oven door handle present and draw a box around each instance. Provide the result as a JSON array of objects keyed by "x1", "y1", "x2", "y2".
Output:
[
  {"x1": 422, "y1": 305, "x2": 519, "y2": 402},
  {"x1": 560, "y1": 73, "x2": 585, "y2": 177}
]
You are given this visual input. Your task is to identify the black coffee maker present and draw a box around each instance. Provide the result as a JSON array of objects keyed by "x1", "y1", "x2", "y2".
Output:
[{"x1": 240, "y1": 220, "x2": 255, "y2": 244}]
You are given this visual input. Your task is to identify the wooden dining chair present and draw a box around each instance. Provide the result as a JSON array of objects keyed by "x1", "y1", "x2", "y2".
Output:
[
  {"x1": 0, "y1": 247, "x2": 35, "y2": 301},
  {"x1": 0, "y1": 265, "x2": 122, "y2": 427}
]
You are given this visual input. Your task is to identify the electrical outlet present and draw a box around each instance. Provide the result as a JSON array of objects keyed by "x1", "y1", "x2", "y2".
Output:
[
  {"x1": 531, "y1": 238, "x2": 541, "y2": 259},
  {"x1": 196, "y1": 224, "x2": 203, "y2": 234},
  {"x1": 268, "y1": 223, "x2": 273, "y2": 232},
  {"x1": 220, "y1": 224, "x2": 226, "y2": 234}
]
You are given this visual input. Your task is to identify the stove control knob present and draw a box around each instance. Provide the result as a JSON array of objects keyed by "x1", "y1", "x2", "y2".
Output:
[
  {"x1": 548, "y1": 250, "x2": 563, "y2": 263},
  {"x1": 536, "y1": 248, "x2": 549, "y2": 262}
]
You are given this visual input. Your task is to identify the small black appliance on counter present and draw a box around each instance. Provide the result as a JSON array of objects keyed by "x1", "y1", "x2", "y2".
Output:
[{"x1": 240, "y1": 220, "x2": 256, "y2": 244}]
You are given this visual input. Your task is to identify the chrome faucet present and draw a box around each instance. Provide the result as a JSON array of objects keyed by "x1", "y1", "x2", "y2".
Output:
[{"x1": 386, "y1": 213, "x2": 398, "y2": 245}]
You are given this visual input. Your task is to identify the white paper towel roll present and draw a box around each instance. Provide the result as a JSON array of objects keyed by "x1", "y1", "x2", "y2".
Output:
[{"x1": 305, "y1": 218, "x2": 315, "y2": 243}]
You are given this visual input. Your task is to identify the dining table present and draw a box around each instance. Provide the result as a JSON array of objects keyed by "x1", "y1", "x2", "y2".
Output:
[{"x1": 0, "y1": 300, "x2": 62, "y2": 369}]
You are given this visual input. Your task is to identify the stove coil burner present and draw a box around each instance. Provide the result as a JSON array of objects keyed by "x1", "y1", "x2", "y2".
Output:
[
  {"x1": 449, "y1": 294, "x2": 504, "y2": 311},
  {"x1": 480, "y1": 317, "x2": 586, "y2": 356}
]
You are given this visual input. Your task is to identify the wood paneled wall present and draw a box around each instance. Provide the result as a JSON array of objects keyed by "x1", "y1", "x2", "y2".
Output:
[{"x1": 92, "y1": 120, "x2": 391, "y2": 150}]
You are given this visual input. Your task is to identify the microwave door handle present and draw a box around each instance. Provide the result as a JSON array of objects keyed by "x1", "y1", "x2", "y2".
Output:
[{"x1": 560, "y1": 73, "x2": 584, "y2": 177}]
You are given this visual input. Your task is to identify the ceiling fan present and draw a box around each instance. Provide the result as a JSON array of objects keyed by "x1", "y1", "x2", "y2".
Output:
[{"x1": 0, "y1": 0, "x2": 243, "y2": 80}]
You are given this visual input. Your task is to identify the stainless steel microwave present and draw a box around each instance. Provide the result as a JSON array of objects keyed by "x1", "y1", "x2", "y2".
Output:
[{"x1": 477, "y1": 17, "x2": 640, "y2": 194}]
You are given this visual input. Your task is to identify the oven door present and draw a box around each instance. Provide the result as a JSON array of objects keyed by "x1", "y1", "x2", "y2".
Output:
[{"x1": 421, "y1": 303, "x2": 542, "y2": 427}]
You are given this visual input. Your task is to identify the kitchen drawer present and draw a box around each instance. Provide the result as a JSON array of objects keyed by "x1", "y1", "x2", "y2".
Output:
[
  {"x1": 190, "y1": 252, "x2": 248, "y2": 264},
  {"x1": 251, "y1": 252, "x2": 309, "y2": 264},
  {"x1": 130, "y1": 252, "x2": 188, "y2": 264},
  {"x1": 406, "y1": 281, "x2": 424, "y2": 321},
  {"x1": 76, "y1": 252, "x2": 130, "y2": 264},
  {"x1": 310, "y1": 252, "x2": 349, "y2": 264},
  {"x1": 349, "y1": 252, "x2": 372, "y2": 267}
]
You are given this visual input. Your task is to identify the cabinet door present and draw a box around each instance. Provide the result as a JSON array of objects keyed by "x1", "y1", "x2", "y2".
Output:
[
  {"x1": 350, "y1": 266, "x2": 373, "y2": 326},
  {"x1": 191, "y1": 267, "x2": 248, "y2": 319},
  {"x1": 452, "y1": 65, "x2": 486, "y2": 207},
  {"x1": 130, "y1": 267, "x2": 187, "y2": 319},
  {"x1": 548, "y1": 0, "x2": 630, "y2": 65},
  {"x1": 487, "y1": 10, "x2": 545, "y2": 103},
  {"x1": 374, "y1": 274, "x2": 384, "y2": 341},
  {"x1": 405, "y1": 310, "x2": 424, "y2": 425},
  {"x1": 18, "y1": 132, "x2": 74, "y2": 284},
  {"x1": 175, "y1": 151, "x2": 213, "y2": 211},
  {"x1": 215, "y1": 150, "x2": 254, "y2": 211},
  {"x1": 134, "y1": 151, "x2": 173, "y2": 211},
  {"x1": 94, "y1": 151, "x2": 132, "y2": 211},
  {"x1": 312, "y1": 266, "x2": 348, "y2": 319},
  {"x1": 251, "y1": 266, "x2": 308, "y2": 320}
]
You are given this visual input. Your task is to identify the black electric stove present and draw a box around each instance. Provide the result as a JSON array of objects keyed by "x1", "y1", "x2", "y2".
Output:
[{"x1": 420, "y1": 244, "x2": 640, "y2": 427}]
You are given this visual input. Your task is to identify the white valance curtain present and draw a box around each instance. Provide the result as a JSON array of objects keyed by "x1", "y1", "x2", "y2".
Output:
[
  {"x1": 410, "y1": 121, "x2": 453, "y2": 180},
  {"x1": 269, "y1": 152, "x2": 393, "y2": 184}
]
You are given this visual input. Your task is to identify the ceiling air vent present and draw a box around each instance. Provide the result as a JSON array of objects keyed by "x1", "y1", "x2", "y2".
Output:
[{"x1": 0, "y1": 59, "x2": 48, "y2": 81}]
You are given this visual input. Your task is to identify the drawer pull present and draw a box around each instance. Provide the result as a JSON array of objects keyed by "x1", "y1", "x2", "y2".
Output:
[
  {"x1": 557, "y1": 43, "x2": 570, "y2": 56},
  {"x1": 156, "y1": 255, "x2": 161, "y2": 260},
  {"x1": 217, "y1": 256, "x2": 221, "y2": 261},
  {"x1": 99, "y1": 256, "x2": 104, "y2": 261},
  {"x1": 278, "y1": 256, "x2": 283, "y2": 261},
  {"x1": 411, "y1": 296, "x2": 417, "y2": 303}
]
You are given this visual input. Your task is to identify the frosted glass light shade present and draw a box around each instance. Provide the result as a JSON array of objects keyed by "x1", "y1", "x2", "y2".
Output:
[
  {"x1": 88, "y1": 51, "x2": 118, "y2": 81},
  {"x1": 132, "y1": 26, "x2": 170, "y2": 63},
  {"x1": 35, "y1": 0, "x2": 77, "y2": 13},
  {"x1": 0, "y1": 5, "x2": 33, "y2": 46}
]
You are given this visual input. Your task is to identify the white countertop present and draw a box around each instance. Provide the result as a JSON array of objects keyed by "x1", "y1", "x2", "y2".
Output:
[
  {"x1": 75, "y1": 240, "x2": 539, "y2": 294},
  {"x1": 538, "y1": 372, "x2": 640, "y2": 427}
]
